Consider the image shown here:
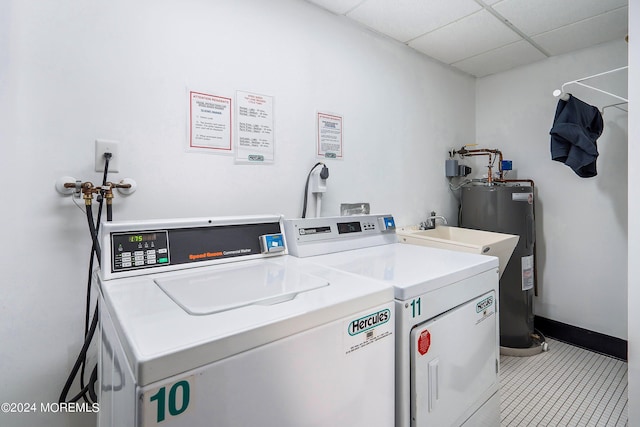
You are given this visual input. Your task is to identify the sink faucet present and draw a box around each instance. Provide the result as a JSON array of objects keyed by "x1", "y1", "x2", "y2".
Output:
[{"x1": 420, "y1": 211, "x2": 448, "y2": 230}]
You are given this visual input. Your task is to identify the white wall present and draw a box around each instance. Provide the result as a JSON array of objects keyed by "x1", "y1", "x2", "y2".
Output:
[
  {"x1": 0, "y1": 0, "x2": 474, "y2": 426},
  {"x1": 475, "y1": 40, "x2": 628, "y2": 339},
  {"x1": 627, "y1": 0, "x2": 639, "y2": 422},
  {"x1": 3, "y1": 0, "x2": 635, "y2": 425}
]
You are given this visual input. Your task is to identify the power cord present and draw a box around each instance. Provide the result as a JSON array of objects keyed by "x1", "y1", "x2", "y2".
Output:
[{"x1": 301, "y1": 162, "x2": 329, "y2": 218}]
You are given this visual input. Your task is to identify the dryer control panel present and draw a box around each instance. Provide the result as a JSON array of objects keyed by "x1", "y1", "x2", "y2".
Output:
[{"x1": 284, "y1": 214, "x2": 397, "y2": 258}]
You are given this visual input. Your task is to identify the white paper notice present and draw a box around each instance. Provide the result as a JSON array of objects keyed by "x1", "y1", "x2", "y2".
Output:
[
  {"x1": 521, "y1": 255, "x2": 534, "y2": 291},
  {"x1": 189, "y1": 91, "x2": 232, "y2": 153},
  {"x1": 317, "y1": 112, "x2": 343, "y2": 159},
  {"x1": 236, "y1": 91, "x2": 274, "y2": 163}
]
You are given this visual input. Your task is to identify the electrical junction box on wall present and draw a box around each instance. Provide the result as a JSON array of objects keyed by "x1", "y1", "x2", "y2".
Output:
[{"x1": 95, "y1": 139, "x2": 120, "y2": 173}]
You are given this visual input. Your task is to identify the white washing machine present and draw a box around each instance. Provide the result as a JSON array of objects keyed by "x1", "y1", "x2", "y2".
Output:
[
  {"x1": 95, "y1": 215, "x2": 396, "y2": 427},
  {"x1": 284, "y1": 214, "x2": 501, "y2": 427}
]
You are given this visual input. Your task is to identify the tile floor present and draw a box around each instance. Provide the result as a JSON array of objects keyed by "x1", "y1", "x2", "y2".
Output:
[{"x1": 500, "y1": 338, "x2": 628, "y2": 426}]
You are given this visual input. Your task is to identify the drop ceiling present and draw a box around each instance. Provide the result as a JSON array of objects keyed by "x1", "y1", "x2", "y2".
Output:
[{"x1": 304, "y1": 0, "x2": 628, "y2": 77}]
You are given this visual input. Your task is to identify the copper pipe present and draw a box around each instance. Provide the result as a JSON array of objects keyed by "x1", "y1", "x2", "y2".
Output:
[
  {"x1": 462, "y1": 153, "x2": 493, "y2": 183},
  {"x1": 62, "y1": 181, "x2": 111, "y2": 204},
  {"x1": 63, "y1": 180, "x2": 131, "y2": 200},
  {"x1": 81, "y1": 182, "x2": 96, "y2": 206},
  {"x1": 104, "y1": 181, "x2": 131, "y2": 204},
  {"x1": 63, "y1": 181, "x2": 98, "y2": 191},
  {"x1": 104, "y1": 186, "x2": 114, "y2": 205},
  {"x1": 458, "y1": 148, "x2": 504, "y2": 181},
  {"x1": 110, "y1": 182, "x2": 132, "y2": 190}
]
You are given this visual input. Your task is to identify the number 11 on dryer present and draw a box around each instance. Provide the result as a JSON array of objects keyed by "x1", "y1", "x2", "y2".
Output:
[{"x1": 411, "y1": 298, "x2": 421, "y2": 318}]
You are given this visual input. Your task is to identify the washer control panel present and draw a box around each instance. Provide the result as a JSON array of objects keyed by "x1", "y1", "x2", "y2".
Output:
[
  {"x1": 104, "y1": 217, "x2": 285, "y2": 276},
  {"x1": 112, "y1": 230, "x2": 170, "y2": 271}
]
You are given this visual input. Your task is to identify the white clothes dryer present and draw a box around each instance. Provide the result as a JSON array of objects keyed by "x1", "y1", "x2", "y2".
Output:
[
  {"x1": 96, "y1": 215, "x2": 395, "y2": 427},
  {"x1": 284, "y1": 214, "x2": 501, "y2": 427}
]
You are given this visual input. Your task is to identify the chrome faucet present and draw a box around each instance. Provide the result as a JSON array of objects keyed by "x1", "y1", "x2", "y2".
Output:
[{"x1": 420, "y1": 211, "x2": 448, "y2": 230}]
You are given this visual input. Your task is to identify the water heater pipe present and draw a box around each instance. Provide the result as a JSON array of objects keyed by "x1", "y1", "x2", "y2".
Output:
[{"x1": 455, "y1": 147, "x2": 504, "y2": 182}]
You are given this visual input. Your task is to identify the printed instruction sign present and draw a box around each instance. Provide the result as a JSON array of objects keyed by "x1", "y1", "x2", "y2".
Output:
[
  {"x1": 522, "y1": 255, "x2": 534, "y2": 291},
  {"x1": 188, "y1": 90, "x2": 232, "y2": 153},
  {"x1": 235, "y1": 91, "x2": 274, "y2": 163},
  {"x1": 317, "y1": 112, "x2": 343, "y2": 159}
]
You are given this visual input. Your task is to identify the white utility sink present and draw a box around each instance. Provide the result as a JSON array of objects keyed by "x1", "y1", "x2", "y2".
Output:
[{"x1": 397, "y1": 225, "x2": 519, "y2": 278}]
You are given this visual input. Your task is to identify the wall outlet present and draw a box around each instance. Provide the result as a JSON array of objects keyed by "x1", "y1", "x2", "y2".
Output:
[{"x1": 95, "y1": 139, "x2": 120, "y2": 173}]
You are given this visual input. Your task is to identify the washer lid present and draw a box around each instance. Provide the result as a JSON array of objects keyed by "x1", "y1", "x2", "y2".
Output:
[
  {"x1": 155, "y1": 261, "x2": 329, "y2": 315},
  {"x1": 99, "y1": 255, "x2": 394, "y2": 386},
  {"x1": 305, "y1": 243, "x2": 498, "y2": 300}
]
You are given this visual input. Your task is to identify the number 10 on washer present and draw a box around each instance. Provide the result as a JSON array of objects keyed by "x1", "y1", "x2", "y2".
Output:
[{"x1": 143, "y1": 377, "x2": 193, "y2": 426}]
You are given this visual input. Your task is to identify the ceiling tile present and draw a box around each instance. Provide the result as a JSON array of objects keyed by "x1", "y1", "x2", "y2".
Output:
[
  {"x1": 346, "y1": 0, "x2": 482, "y2": 43},
  {"x1": 409, "y1": 10, "x2": 522, "y2": 65},
  {"x1": 532, "y1": 7, "x2": 628, "y2": 56},
  {"x1": 492, "y1": 0, "x2": 628, "y2": 36},
  {"x1": 304, "y1": 0, "x2": 364, "y2": 15},
  {"x1": 451, "y1": 40, "x2": 546, "y2": 77},
  {"x1": 304, "y1": 0, "x2": 628, "y2": 77}
]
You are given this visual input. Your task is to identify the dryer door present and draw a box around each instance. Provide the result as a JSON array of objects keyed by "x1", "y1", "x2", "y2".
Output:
[{"x1": 410, "y1": 290, "x2": 498, "y2": 427}]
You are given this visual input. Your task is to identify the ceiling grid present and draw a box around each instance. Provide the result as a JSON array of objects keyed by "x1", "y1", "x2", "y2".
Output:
[{"x1": 305, "y1": 0, "x2": 628, "y2": 77}]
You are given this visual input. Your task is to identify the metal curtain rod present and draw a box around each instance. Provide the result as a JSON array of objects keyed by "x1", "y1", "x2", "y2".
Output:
[
  {"x1": 601, "y1": 101, "x2": 628, "y2": 113},
  {"x1": 552, "y1": 65, "x2": 628, "y2": 103}
]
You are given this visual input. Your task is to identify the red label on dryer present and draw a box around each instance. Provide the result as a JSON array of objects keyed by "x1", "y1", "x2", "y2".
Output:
[{"x1": 418, "y1": 330, "x2": 431, "y2": 355}]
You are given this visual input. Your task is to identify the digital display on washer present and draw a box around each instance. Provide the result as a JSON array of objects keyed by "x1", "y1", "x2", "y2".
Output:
[
  {"x1": 127, "y1": 233, "x2": 157, "y2": 243},
  {"x1": 337, "y1": 221, "x2": 362, "y2": 234},
  {"x1": 111, "y1": 230, "x2": 170, "y2": 272}
]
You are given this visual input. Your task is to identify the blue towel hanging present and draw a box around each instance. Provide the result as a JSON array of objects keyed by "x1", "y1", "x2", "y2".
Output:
[{"x1": 549, "y1": 94, "x2": 603, "y2": 178}]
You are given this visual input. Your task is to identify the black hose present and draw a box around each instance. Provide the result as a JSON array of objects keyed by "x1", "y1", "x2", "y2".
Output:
[
  {"x1": 82, "y1": 200, "x2": 102, "y2": 362},
  {"x1": 58, "y1": 305, "x2": 99, "y2": 403},
  {"x1": 87, "y1": 155, "x2": 109, "y2": 332},
  {"x1": 88, "y1": 365, "x2": 98, "y2": 402},
  {"x1": 102, "y1": 153, "x2": 113, "y2": 222},
  {"x1": 79, "y1": 153, "x2": 110, "y2": 402},
  {"x1": 101, "y1": 155, "x2": 110, "y2": 187},
  {"x1": 85, "y1": 206, "x2": 101, "y2": 266},
  {"x1": 80, "y1": 212, "x2": 101, "y2": 402},
  {"x1": 69, "y1": 365, "x2": 97, "y2": 403},
  {"x1": 62, "y1": 153, "x2": 111, "y2": 404},
  {"x1": 78, "y1": 190, "x2": 105, "y2": 401}
]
